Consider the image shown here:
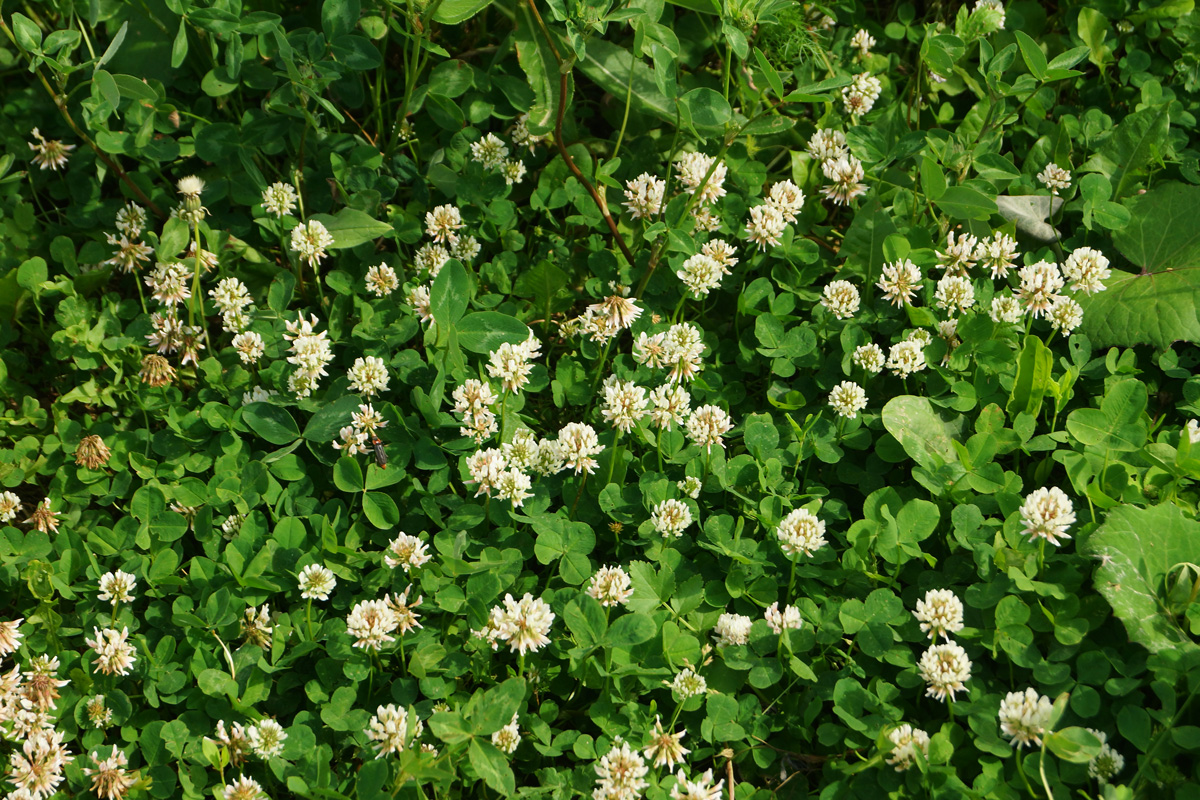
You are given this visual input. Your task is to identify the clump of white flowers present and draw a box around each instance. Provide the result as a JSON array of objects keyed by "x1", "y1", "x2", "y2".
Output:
[
  {"x1": 600, "y1": 377, "x2": 649, "y2": 433},
  {"x1": 937, "y1": 231, "x2": 978, "y2": 275},
  {"x1": 1038, "y1": 163, "x2": 1071, "y2": 194},
  {"x1": 261, "y1": 181, "x2": 298, "y2": 217},
  {"x1": 934, "y1": 274, "x2": 975, "y2": 315},
  {"x1": 298, "y1": 564, "x2": 337, "y2": 601},
  {"x1": 686, "y1": 405, "x2": 733, "y2": 452},
  {"x1": 764, "y1": 602, "x2": 802, "y2": 634},
  {"x1": 670, "y1": 667, "x2": 708, "y2": 699},
  {"x1": 593, "y1": 739, "x2": 649, "y2": 800},
  {"x1": 470, "y1": 132, "x2": 509, "y2": 169},
  {"x1": 333, "y1": 403, "x2": 387, "y2": 456},
  {"x1": 365, "y1": 263, "x2": 400, "y2": 297},
  {"x1": 1061, "y1": 246, "x2": 1111, "y2": 295},
  {"x1": 978, "y1": 232, "x2": 1019, "y2": 278},
  {"x1": 886, "y1": 724, "x2": 930, "y2": 772},
  {"x1": 913, "y1": 589, "x2": 964, "y2": 641},
  {"x1": 587, "y1": 565, "x2": 634, "y2": 607},
  {"x1": 853, "y1": 343, "x2": 886, "y2": 373},
  {"x1": 453, "y1": 379, "x2": 499, "y2": 443},
  {"x1": 473, "y1": 593, "x2": 555, "y2": 655},
  {"x1": 347, "y1": 356, "x2": 390, "y2": 397},
  {"x1": 1019, "y1": 486, "x2": 1075, "y2": 546},
  {"x1": 98, "y1": 571, "x2": 137, "y2": 606},
  {"x1": 998, "y1": 688, "x2": 1054, "y2": 748},
  {"x1": 29, "y1": 127, "x2": 76, "y2": 171},
  {"x1": 290, "y1": 219, "x2": 335, "y2": 267},
  {"x1": 676, "y1": 253, "x2": 724, "y2": 297},
  {"x1": 886, "y1": 340, "x2": 927, "y2": 378},
  {"x1": 842, "y1": 72, "x2": 882, "y2": 117},
  {"x1": 877, "y1": 259, "x2": 923, "y2": 307},
  {"x1": 366, "y1": 704, "x2": 423, "y2": 757},
  {"x1": 86, "y1": 627, "x2": 138, "y2": 676},
  {"x1": 247, "y1": 719, "x2": 287, "y2": 759},
  {"x1": 820, "y1": 156, "x2": 869, "y2": 205},
  {"x1": 806, "y1": 128, "x2": 848, "y2": 162},
  {"x1": 284, "y1": 313, "x2": 335, "y2": 398},
  {"x1": 745, "y1": 204, "x2": 787, "y2": 251},
  {"x1": 384, "y1": 532, "x2": 432, "y2": 573},
  {"x1": 918, "y1": 642, "x2": 971, "y2": 701},
  {"x1": 776, "y1": 508, "x2": 827, "y2": 558},
  {"x1": 487, "y1": 334, "x2": 542, "y2": 394},
  {"x1": 821, "y1": 280, "x2": 860, "y2": 319},
  {"x1": 675, "y1": 151, "x2": 728, "y2": 205},
  {"x1": 828, "y1": 381, "x2": 868, "y2": 419},
  {"x1": 425, "y1": 204, "x2": 464, "y2": 244},
  {"x1": 1015, "y1": 260, "x2": 1065, "y2": 318},
  {"x1": 712, "y1": 612, "x2": 753, "y2": 647},
  {"x1": 651, "y1": 499, "x2": 693, "y2": 538},
  {"x1": 557, "y1": 422, "x2": 605, "y2": 474},
  {"x1": 624, "y1": 173, "x2": 666, "y2": 219}
]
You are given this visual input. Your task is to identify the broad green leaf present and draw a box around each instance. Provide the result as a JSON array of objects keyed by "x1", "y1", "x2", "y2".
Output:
[
  {"x1": 309, "y1": 208, "x2": 393, "y2": 248},
  {"x1": 1101, "y1": 105, "x2": 1170, "y2": 200},
  {"x1": 469, "y1": 739, "x2": 516, "y2": 795},
  {"x1": 1006, "y1": 336, "x2": 1053, "y2": 420},
  {"x1": 362, "y1": 492, "x2": 399, "y2": 528},
  {"x1": 1064, "y1": 379, "x2": 1147, "y2": 452},
  {"x1": 605, "y1": 613, "x2": 657, "y2": 648},
  {"x1": 679, "y1": 87, "x2": 730, "y2": 135},
  {"x1": 471, "y1": 678, "x2": 526, "y2": 735},
  {"x1": 515, "y1": 1, "x2": 566, "y2": 135},
  {"x1": 995, "y1": 195, "x2": 1062, "y2": 242},
  {"x1": 1014, "y1": 30, "x2": 1046, "y2": 80},
  {"x1": 456, "y1": 312, "x2": 530, "y2": 354},
  {"x1": 333, "y1": 457, "x2": 364, "y2": 493},
  {"x1": 429, "y1": 711, "x2": 473, "y2": 744},
  {"x1": 577, "y1": 39, "x2": 676, "y2": 125},
  {"x1": 242, "y1": 403, "x2": 300, "y2": 445},
  {"x1": 1044, "y1": 728, "x2": 1103, "y2": 763},
  {"x1": 1081, "y1": 504, "x2": 1200, "y2": 656},
  {"x1": 303, "y1": 395, "x2": 364, "y2": 442},
  {"x1": 432, "y1": 0, "x2": 494, "y2": 23},
  {"x1": 881, "y1": 396, "x2": 961, "y2": 472},
  {"x1": 934, "y1": 185, "x2": 997, "y2": 221},
  {"x1": 1077, "y1": 8, "x2": 1111, "y2": 69},
  {"x1": 430, "y1": 260, "x2": 471, "y2": 330},
  {"x1": 11, "y1": 13, "x2": 42, "y2": 52}
]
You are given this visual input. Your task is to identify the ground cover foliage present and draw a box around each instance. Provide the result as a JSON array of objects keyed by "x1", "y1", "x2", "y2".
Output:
[{"x1": 4, "y1": 0, "x2": 1200, "y2": 798}]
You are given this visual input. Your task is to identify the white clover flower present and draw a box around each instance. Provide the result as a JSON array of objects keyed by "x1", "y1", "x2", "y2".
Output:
[
  {"x1": 776, "y1": 508, "x2": 826, "y2": 558},
  {"x1": 241, "y1": 605, "x2": 274, "y2": 647},
  {"x1": 145, "y1": 262, "x2": 192, "y2": 306},
  {"x1": 886, "y1": 724, "x2": 930, "y2": 772},
  {"x1": 692, "y1": 205, "x2": 722, "y2": 233},
  {"x1": 29, "y1": 127, "x2": 76, "y2": 171},
  {"x1": 1015, "y1": 260, "x2": 1065, "y2": 318},
  {"x1": 284, "y1": 314, "x2": 335, "y2": 398},
  {"x1": 511, "y1": 113, "x2": 548, "y2": 151},
  {"x1": 495, "y1": 468, "x2": 533, "y2": 507},
  {"x1": 671, "y1": 667, "x2": 707, "y2": 699},
  {"x1": 114, "y1": 201, "x2": 147, "y2": 238},
  {"x1": 766, "y1": 180, "x2": 805, "y2": 222},
  {"x1": 224, "y1": 775, "x2": 266, "y2": 800},
  {"x1": 806, "y1": 128, "x2": 848, "y2": 162},
  {"x1": 713, "y1": 612, "x2": 753, "y2": 647},
  {"x1": 677, "y1": 254, "x2": 724, "y2": 297},
  {"x1": 1020, "y1": 486, "x2": 1075, "y2": 546},
  {"x1": 454, "y1": 379, "x2": 498, "y2": 416},
  {"x1": 467, "y1": 448, "x2": 507, "y2": 496},
  {"x1": 487, "y1": 340, "x2": 537, "y2": 394},
  {"x1": 1087, "y1": 732, "x2": 1125, "y2": 783},
  {"x1": 247, "y1": 719, "x2": 287, "y2": 759},
  {"x1": 820, "y1": 156, "x2": 868, "y2": 205},
  {"x1": 937, "y1": 231, "x2": 979, "y2": 276},
  {"x1": 492, "y1": 713, "x2": 521, "y2": 754},
  {"x1": 842, "y1": 72, "x2": 882, "y2": 117},
  {"x1": 585, "y1": 295, "x2": 644, "y2": 339},
  {"x1": 990, "y1": 293, "x2": 1023, "y2": 323},
  {"x1": 594, "y1": 739, "x2": 649, "y2": 800},
  {"x1": 384, "y1": 532, "x2": 432, "y2": 572},
  {"x1": 670, "y1": 768, "x2": 725, "y2": 800},
  {"x1": 231, "y1": 331, "x2": 265, "y2": 364},
  {"x1": 451, "y1": 234, "x2": 481, "y2": 264},
  {"x1": 347, "y1": 356, "x2": 390, "y2": 397},
  {"x1": 851, "y1": 28, "x2": 875, "y2": 58},
  {"x1": 1038, "y1": 163, "x2": 1071, "y2": 194},
  {"x1": 853, "y1": 343, "x2": 886, "y2": 373},
  {"x1": 261, "y1": 181, "x2": 298, "y2": 217},
  {"x1": 745, "y1": 204, "x2": 787, "y2": 251},
  {"x1": 644, "y1": 715, "x2": 689, "y2": 769},
  {"x1": 648, "y1": 384, "x2": 691, "y2": 430},
  {"x1": 687, "y1": 405, "x2": 733, "y2": 452},
  {"x1": 0, "y1": 491, "x2": 21, "y2": 523},
  {"x1": 0, "y1": 617, "x2": 22, "y2": 656},
  {"x1": 500, "y1": 159, "x2": 527, "y2": 185},
  {"x1": 502, "y1": 429, "x2": 540, "y2": 470},
  {"x1": 367, "y1": 704, "x2": 423, "y2": 757},
  {"x1": 601, "y1": 378, "x2": 649, "y2": 433},
  {"x1": 764, "y1": 602, "x2": 803, "y2": 634},
  {"x1": 1188, "y1": 419, "x2": 1200, "y2": 445},
  {"x1": 662, "y1": 323, "x2": 706, "y2": 383},
  {"x1": 828, "y1": 381, "x2": 868, "y2": 419},
  {"x1": 676, "y1": 152, "x2": 728, "y2": 205},
  {"x1": 651, "y1": 499, "x2": 693, "y2": 538},
  {"x1": 387, "y1": 587, "x2": 423, "y2": 635},
  {"x1": 471, "y1": 133, "x2": 509, "y2": 169},
  {"x1": 999, "y1": 688, "x2": 1054, "y2": 748},
  {"x1": 352, "y1": 403, "x2": 387, "y2": 435},
  {"x1": 918, "y1": 642, "x2": 971, "y2": 701},
  {"x1": 86, "y1": 627, "x2": 137, "y2": 676},
  {"x1": 1062, "y1": 247, "x2": 1111, "y2": 295},
  {"x1": 974, "y1": 0, "x2": 1007, "y2": 29},
  {"x1": 104, "y1": 233, "x2": 154, "y2": 273},
  {"x1": 297, "y1": 564, "x2": 336, "y2": 601},
  {"x1": 97, "y1": 571, "x2": 137, "y2": 605},
  {"x1": 877, "y1": 259, "x2": 923, "y2": 307},
  {"x1": 366, "y1": 263, "x2": 400, "y2": 297},
  {"x1": 493, "y1": 593, "x2": 555, "y2": 655},
  {"x1": 346, "y1": 598, "x2": 399, "y2": 651},
  {"x1": 678, "y1": 476, "x2": 703, "y2": 499},
  {"x1": 587, "y1": 565, "x2": 634, "y2": 607},
  {"x1": 177, "y1": 175, "x2": 205, "y2": 198},
  {"x1": 83, "y1": 746, "x2": 136, "y2": 800},
  {"x1": 558, "y1": 422, "x2": 604, "y2": 475},
  {"x1": 821, "y1": 280, "x2": 861, "y2": 319},
  {"x1": 913, "y1": 589, "x2": 964, "y2": 641},
  {"x1": 701, "y1": 239, "x2": 739, "y2": 273},
  {"x1": 886, "y1": 340, "x2": 927, "y2": 379},
  {"x1": 979, "y1": 233, "x2": 1019, "y2": 278},
  {"x1": 634, "y1": 331, "x2": 667, "y2": 368},
  {"x1": 1048, "y1": 295, "x2": 1083, "y2": 334},
  {"x1": 290, "y1": 219, "x2": 335, "y2": 267},
  {"x1": 934, "y1": 274, "x2": 975, "y2": 315},
  {"x1": 414, "y1": 242, "x2": 450, "y2": 277},
  {"x1": 425, "y1": 204, "x2": 463, "y2": 244},
  {"x1": 624, "y1": 173, "x2": 666, "y2": 220}
]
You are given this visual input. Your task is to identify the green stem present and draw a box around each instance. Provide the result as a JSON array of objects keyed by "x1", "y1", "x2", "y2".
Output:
[
  {"x1": 1038, "y1": 745, "x2": 1054, "y2": 800},
  {"x1": 611, "y1": 47, "x2": 636, "y2": 160},
  {"x1": 605, "y1": 429, "x2": 622, "y2": 486},
  {"x1": 306, "y1": 599, "x2": 314, "y2": 641}
]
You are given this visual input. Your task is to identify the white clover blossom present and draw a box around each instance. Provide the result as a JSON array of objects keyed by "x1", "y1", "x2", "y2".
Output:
[
  {"x1": 648, "y1": 384, "x2": 691, "y2": 430},
  {"x1": 677, "y1": 254, "x2": 724, "y2": 297},
  {"x1": 495, "y1": 467, "x2": 533, "y2": 507},
  {"x1": 998, "y1": 688, "x2": 1054, "y2": 748},
  {"x1": 979, "y1": 233, "x2": 1019, "y2": 278},
  {"x1": 776, "y1": 508, "x2": 826, "y2": 558},
  {"x1": 492, "y1": 713, "x2": 521, "y2": 754},
  {"x1": 1062, "y1": 247, "x2": 1111, "y2": 295},
  {"x1": 886, "y1": 340, "x2": 927, "y2": 379},
  {"x1": 29, "y1": 127, "x2": 76, "y2": 170},
  {"x1": 820, "y1": 156, "x2": 868, "y2": 205},
  {"x1": 366, "y1": 263, "x2": 400, "y2": 297},
  {"x1": 290, "y1": 219, "x2": 335, "y2": 267},
  {"x1": 670, "y1": 768, "x2": 725, "y2": 800},
  {"x1": 367, "y1": 704, "x2": 424, "y2": 757},
  {"x1": 470, "y1": 133, "x2": 509, "y2": 169},
  {"x1": 414, "y1": 242, "x2": 450, "y2": 276},
  {"x1": 1087, "y1": 731, "x2": 1125, "y2": 783},
  {"x1": 934, "y1": 274, "x2": 975, "y2": 315},
  {"x1": 97, "y1": 571, "x2": 137, "y2": 605},
  {"x1": 86, "y1": 627, "x2": 138, "y2": 676},
  {"x1": 558, "y1": 422, "x2": 604, "y2": 475},
  {"x1": 247, "y1": 719, "x2": 287, "y2": 760},
  {"x1": 492, "y1": 593, "x2": 555, "y2": 655},
  {"x1": 678, "y1": 476, "x2": 703, "y2": 499},
  {"x1": 261, "y1": 181, "x2": 298, "y2": 217},
  {"x1": 624, "y1": 173, "x2": 666, "y2": 220},
  {"x1": 1048, "y1": 295, "x2": 1084, "y2": 334},
  {"x1": 594, "y1": 739, "x2": 649, "y2": 800},
  {"x1": 0, "y1": 490, "x2": 21, "y2": 523},
  {"x1": 662, "y1": 323, "x2": 706, "y2": 383},
  {"x1": 651, "y1": 499, "x2": 693, "y2": 538},
  {"x1": 588, "y1": 565, "x2": 634, "y2": 607},
  {"x1": 821, "y1": 280, "x2": 861, "y2": 319},
  {"x1": 937, "y1": 231, "x2": 979, "y2": 275},
  {"x1": 601, "y1": 378, "x2": 649, "y2": 433},
  {"x1": 853, "y1": 343, "x2": 886, "y2": 373},
  {"x1": 671, "y1": 667, "x2": 707, "y2": 699},
  {"x1": 713, "y1": 612, "x2": 753, "y2": 647},
  {"x1": 851, "y1": 28, "x2": 875, "y2": 58},
  {"x1": 842, "y1": 72, "x2": 882, "y2": 117},
  {"x1": 990, "y1": 293, "x2": 1023, "y2": 323},
  {"x1": 918, "y1": 642, "x2": 971, "y2": 701},
  {"x1": 745, "y1": 204, "x2": 787, "y2": 251},
  {"x1": 913, "y1": 589, "x2": 964, "y2": 641},
  {"x1": 425, "y1": 204, "x2": 463, "y2": 244},
  {"x1": 686, "y1": 405, "x2": 733, "y2": 452},
  {"x1": 347, "y1": 356, "x2": 390, "y2": 397},
  {"x1": 766, "y1": 180, "x2": 805, "y2": 222},
  {"x1": 346, "y1": 599, "x2": 399, "y2": 651},
  {"x1": 806, "y1": 128, "x2": 848, "y2": 162},
  {"x1": 384, "y1": 532, "x2": 432, "y2": 572},
  {"x1": 877, "y1": 259, "x2": 923, "y2": 307},
  {"x1": 501, "y1": 159, "x2": 527, "y2": 185},
  {"x1": 644, "y1": 715, "x2": 689, "y2": 769},
  {"x1": 886, "y1": 724, "x2": 930, "y2": 772},
  {"x1": 828, "y1": 381, "x2": 868, "y2": 419},
  {"x1": 676, "y1": 151, "x2": 728, "y2": 205},
  {"x1": 298, "y1": 564, "x2": 337, "y2": 601},
  {"x1": 764, "y1": 602, "x2": 803, "y2": 634},
  {"x1": 1020, "y1": 486, "x2": 1075, "y2": 546},
  {"x1": 1038, "y1": 163, "x2": 1071, "y2": 194},
  {"x1": 1015, "y1": 260, "x2": 1065, "y2": 318}
]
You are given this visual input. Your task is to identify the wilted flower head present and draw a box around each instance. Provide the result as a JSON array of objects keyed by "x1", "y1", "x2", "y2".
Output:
[
  {"x1": 918, "y1": 642, "x2": 971, "y2": 701},
  {"x1": 241, "y1": 605, "x2": 274, "y2": 648},
  {"x1": 26, "y1": 498, "x2": 61, "y2": 534},
  {"x1": 998, "y1": 688, "x2": 1054, "y2": 748},
  {"x1": 140, "y1": 354, "x2": 176, "y2": 387},
  {"x1": 644, "y1": 715, "x2": 689, "y2": 769},
  {"x1": 76, "y1": 435, "x2": 112, "y2": 469},
  {"x1": 29, "y1": 127, "x2": 76, "y2": 171},
  {"x1": 1019, "y1": 486, "x2": 1075, "y2": 546}
]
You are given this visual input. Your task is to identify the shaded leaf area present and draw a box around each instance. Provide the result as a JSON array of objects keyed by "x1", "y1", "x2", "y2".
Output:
[
  {"x1": 1082, "y1": 503, "x2": 1200, "y2": 656},
  {"x1": 1079, "y1": 181, "x2": 1200, "y2": 347}
]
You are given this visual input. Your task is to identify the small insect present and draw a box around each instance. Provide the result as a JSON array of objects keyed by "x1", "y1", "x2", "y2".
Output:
[{"x1": 371, "y1": 436, "x2": 387, "y2": 469}]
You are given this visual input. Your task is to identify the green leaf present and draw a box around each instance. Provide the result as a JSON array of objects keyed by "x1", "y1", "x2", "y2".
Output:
[
  {"x1": 429, "y1": 711, "x2": 473, "y2": 744},
  {"x1": 1044, "y1": 728, "x2": 1103, "y2": 763},
  {"x1": 679, "y1": 87, "x2": 731, "y2": 135},
  {"x1": 158, "y1": 217, "x2": 191, "y2": 259},
  {"x1": 1081, "y1": 504, "x2": 1200, "y2": 657},
  {"x1": 577, "y1": 39, "x2": 676, "y2": 126},
  {"x1": 881, "y1": 396, "x2": 961, "y2": 472},
  {"x1": 1101, "y1": 105, "x2": 1170, "y2": 200},
  {"x1": 433, "y1": 0, "x2": 494, "y2": 24},
  {"x1": 303, "y1": 395, "x2": 364, "y2": 442},
  {"x1": 605, "y1": 613, "x2": 657, "y2": 648},
  {"x1": 242, "y1": 403, "x2": 300, "y2": 445},
  {"x1": 934, "y1": 186, "x2": 997, "y2": 221},
  {"x1": 471, "y1": 678, "x2": 526, "y2": 735},
  {"x1": 752, "y1": 47, "x2": 784, "y2": 99},
  {"x1": 1014, "y1": 30, "x2": 1046, "y2": 80},
  {"x1": 308, "y1": 208, "x2": 393, "y2": 248},
  {"x1": 11, "y1": 13, "x2": 42, "y2": 52},
  {"x1": 333, "y1": 457, "x2": 364, "y2": 493},
  {"x1": 469, "y1": 739, "x2": 516, "y2": 795},
  {"x1": 362, "y1": 492, "x2": 400, "y2": 528},
  {"x1": 456, "y1": 312, "x2": 530, "y2": 354},
  {"x1": 1064, "y1": 379, "x2": 1147, "y2": 452},
  {"x1": 1077, "y1": 8, "x2": 1111, "y2": 69},
  {"x1": 515, "y1": 1, "x2": 566, "y2": 135},
  {"x1": 430, "y1": 260, "x2": 471, "y2": 330},
  {"x1": 1006, "y1": 336, "x2": 1053, "y2": 420},
  {"x1": 16, "y1": 257, "x2": 47, "y2": 292},
  {"x1": 920, "y1": 155, "x2": 947, "y2": 201},
  {"x1": 94, "y1": 69, "x2": 120, "y2": 113},
  {"x1": 321, "y1": 0, "x2": 360, "y2": 40}
]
